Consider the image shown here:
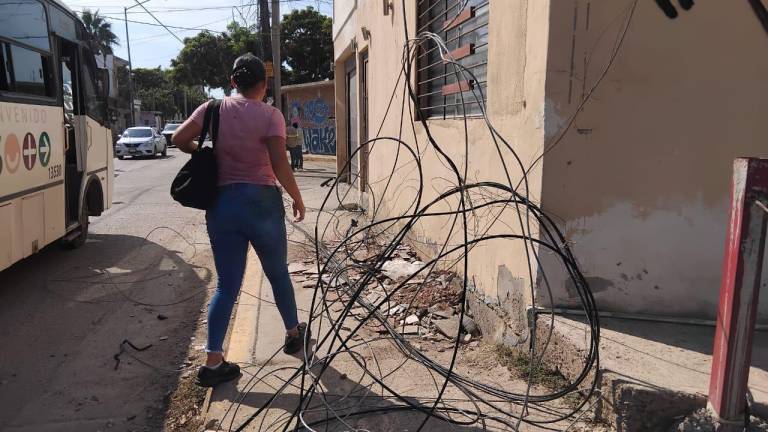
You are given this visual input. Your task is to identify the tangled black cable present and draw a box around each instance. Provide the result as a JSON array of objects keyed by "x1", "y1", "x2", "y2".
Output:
[{"x1": 225, "y1": 1, "x2": 612, "y2": 430}]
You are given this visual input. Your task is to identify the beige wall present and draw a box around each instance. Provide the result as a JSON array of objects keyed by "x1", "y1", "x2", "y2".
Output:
[
  {"x1": 334, "y1": 1, "x2": 553, "y2": 333},
  {"x1": 541, "y1": 1, "x2": 768, "y2": 319},
  {"x1": 334, "y1": 0, "x2": 768, "y2": 326},
  {"x1": 333, "y1": 0, "x2": 357, "y2": 59}
]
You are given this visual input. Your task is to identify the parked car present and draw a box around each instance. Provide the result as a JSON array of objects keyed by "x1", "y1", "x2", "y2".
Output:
[
  {"x1": 161, "y1": 123, "x2": 181, "y2": 147},
  {"x1": 115, "y1": 127, "x2": 167, "y2": 159}
]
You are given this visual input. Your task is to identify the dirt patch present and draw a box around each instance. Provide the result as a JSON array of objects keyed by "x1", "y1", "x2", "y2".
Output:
[
  {"x1": 162, "y1": 308, "x2": 209, "y2": 431},
  {"x1": 164, "y1": 372, "x2": 208, "y2": 431}
]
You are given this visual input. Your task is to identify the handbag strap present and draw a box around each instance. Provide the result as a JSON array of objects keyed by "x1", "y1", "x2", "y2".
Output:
[{"x1": 196, "y1": 99, "x2": 222, "y2": 151}]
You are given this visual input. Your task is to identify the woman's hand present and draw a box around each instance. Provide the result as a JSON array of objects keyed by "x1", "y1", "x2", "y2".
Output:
[
  {"x1": 267, "y1": 136, "x2": 306, "y2": 223},
  {"x1": 292, "y1": 200, "x2": 306, "y2": 222}
]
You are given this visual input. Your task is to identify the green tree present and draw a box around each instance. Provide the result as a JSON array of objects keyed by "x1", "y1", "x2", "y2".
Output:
[
  {"x1": 281, "y1": 7, "x2": 333, "y2": 84},
  {"x1": 133, "y1": 67, "x2": 205, "y2": 119},
  {"x1": 172, "y1": 31, "x2": 235, "y2": 95},
  {"x1": 133, "y1": 67, "x2": 174, "y2": 116},
  {"x1": 80, "y1": 9, "x2": 119, "y2": 63},
  {"x1": 228, "y1": 22, "x2": 260, "y2": 58}
]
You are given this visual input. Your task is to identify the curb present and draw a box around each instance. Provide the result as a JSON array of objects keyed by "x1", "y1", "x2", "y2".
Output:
[
  {"x1": 200, "y1": 250, "x2": 265, "y2": 427},
  {"x1": 302, "y1": 154, "x2": 336, "y2": 162}
]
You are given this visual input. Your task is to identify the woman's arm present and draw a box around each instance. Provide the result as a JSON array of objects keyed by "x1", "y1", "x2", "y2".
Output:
[
  {"x1": 266, "y1": 136, "x2": 305, "y2": 222},
  {"x1": 171, "y1": 117, "x2": 203, "y2": 153}
]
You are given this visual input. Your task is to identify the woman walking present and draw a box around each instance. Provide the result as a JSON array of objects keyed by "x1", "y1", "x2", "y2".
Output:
[{"x1": 172, "y1": 53, "x2": 308, "y2": 388}]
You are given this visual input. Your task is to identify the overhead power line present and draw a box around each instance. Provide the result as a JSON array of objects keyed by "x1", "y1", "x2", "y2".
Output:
[
  {"x1": 72, "y1": 0, "x2": 332, "y2": 15},
  {"x1": 132, "y1": 0, "x2": 184, "y2": 43},
  {"x1": 74, "y1": 11, "x2": 224, "y2": 32},
  {"x1": 132, "y1": 17, "x2": 232, "y2": 42}
]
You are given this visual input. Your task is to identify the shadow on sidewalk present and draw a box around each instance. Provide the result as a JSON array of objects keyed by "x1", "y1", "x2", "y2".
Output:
[
  {"x1": 598, "y1": 317, "x2": 768, "y2": 373},
  {"x1": 214, "y1": 345, "x2": 500, "y2": 432}
]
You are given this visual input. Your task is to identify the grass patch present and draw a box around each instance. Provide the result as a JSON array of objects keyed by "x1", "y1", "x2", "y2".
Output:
[{"x1": 494, "y1": 345, "x2": 582, "y2": 406}]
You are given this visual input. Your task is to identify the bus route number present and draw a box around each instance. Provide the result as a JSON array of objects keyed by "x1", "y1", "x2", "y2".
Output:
[{"x1": 48, "y1": 164, "x2": 62, "y2": 179}]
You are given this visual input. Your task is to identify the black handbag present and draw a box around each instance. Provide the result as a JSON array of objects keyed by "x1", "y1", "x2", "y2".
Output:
[{"x1": 170, "y1": 100, "x2": 221, "y2": 210}]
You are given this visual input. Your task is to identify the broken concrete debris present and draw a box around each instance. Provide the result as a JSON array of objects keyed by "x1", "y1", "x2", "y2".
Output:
[
  {"x1": 429, "y1": 304, "x2": 453, "y2": 319},
  {"x1": 381, "y1": 259, "x2": 424, "y2": 281},
  {"x1": 288, "y1": 262, "x2": 309, "y2": 274},
  {"x1": 673, "y1": 408, "x2": 768, "y2": 432},
  {"x1": 434, "y1": 316, "x2": 461, "y2": 340},
  {"x1": 297, "y1": 240, "x2": 473, "y2": 344},
  {"x1": 401, "y1": 325, "x2": 420, "y2": 335},
  {"x1": 461, "y1": 316, "x2": 479, "y2": 336}
]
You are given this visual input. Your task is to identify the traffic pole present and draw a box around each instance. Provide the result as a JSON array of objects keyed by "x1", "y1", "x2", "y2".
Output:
[
  {"x1": 271, "y1": 0, "x2": 281, "y2": 112},
  {"x1": 124, "y1": 6, "x2": 135, "y2": 127},
  {"x1": 708, "y1": 158, "x2": 768, "y2": 430}
]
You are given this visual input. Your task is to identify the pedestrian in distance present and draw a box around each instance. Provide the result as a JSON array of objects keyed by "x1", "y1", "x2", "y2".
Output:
[
  {"x1": 292, "y1": 122, "x2": 304, "y2": 171},
  {"x1": 172, "y1": 53, "x2": 309, "y2": 388},
  {"x1": 286, "y1": 122, "x2": 301, "y2": 171}
]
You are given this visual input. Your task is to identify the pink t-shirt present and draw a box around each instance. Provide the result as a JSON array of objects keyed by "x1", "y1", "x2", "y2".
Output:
[{"x1": 189, "y1": 96, "x2": 286, "y2": 186}]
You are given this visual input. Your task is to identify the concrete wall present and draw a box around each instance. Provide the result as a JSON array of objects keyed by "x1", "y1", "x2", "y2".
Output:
[
  {"x1": 540, "y1": 0, "x2": 768, "y2": 320},
  {"x1": 283, "y1": 83, "x2": 336, "y2": 155},
  {"x1": 333, "y1": 0, "x2": 553, "y2": 338},
  {"x1": 334, "y1": 0, "x2": 768, "y2": 330}
]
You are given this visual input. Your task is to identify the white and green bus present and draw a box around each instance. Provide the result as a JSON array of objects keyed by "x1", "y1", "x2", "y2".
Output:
[{"x1": 0, "y1": 0, "x2": 114, "y2": 271}]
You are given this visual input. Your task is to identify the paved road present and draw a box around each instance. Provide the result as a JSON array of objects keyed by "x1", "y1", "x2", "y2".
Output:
[{"x1": 0, "y1": 148, "x2": 213, "y2": 432}]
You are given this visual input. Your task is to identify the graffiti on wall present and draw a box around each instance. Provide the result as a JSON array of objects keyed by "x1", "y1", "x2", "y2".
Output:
[{"x1": 289, "y1": 97, "x2": 336, "y2": 155}]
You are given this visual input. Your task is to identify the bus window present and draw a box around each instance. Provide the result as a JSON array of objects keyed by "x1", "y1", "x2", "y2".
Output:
[
  {"x1": 0, "y1": 41, "x2": 54, "y2": 97},
  {"x1": 81, "y1": 49, "x2": 107, "y2": 125},
  {"x1": 9, "y1": 44, "x2": 52, "y2": 96},
  {"x1": 0, "y1": 0, "x2": 51, "y2": 52}
]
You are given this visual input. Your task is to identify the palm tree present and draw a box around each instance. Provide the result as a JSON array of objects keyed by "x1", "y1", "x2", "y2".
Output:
[{"x1": 81, "y1": 9, "x2": 120, "y2": 63}]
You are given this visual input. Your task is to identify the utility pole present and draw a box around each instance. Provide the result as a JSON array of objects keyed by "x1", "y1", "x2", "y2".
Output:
[
  {"x1": 271, "y1": 0, "x2": 281, "y2": 111},
  {"x1": 258, "y1": 0, "x2": 271, "y2": 60},
  {"x1": 124, "y1": 7, "x2": 135, "y2": 127},
  {"x1": 123, "y1": 0, "x2": 152, "y2": 127}
]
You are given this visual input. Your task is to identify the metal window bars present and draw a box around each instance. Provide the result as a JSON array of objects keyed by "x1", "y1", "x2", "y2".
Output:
[{"x1": 416, "y1": 0, "x2": 490, "y2": 120}]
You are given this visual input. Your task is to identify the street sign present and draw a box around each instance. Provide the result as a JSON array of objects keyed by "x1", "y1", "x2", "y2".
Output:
[
  {"x1": 38, "y1": 132, "x2": 51, "y2": 167},
  {"x1": 265, "y1": 61, "x2": 274, "y2": 78},
  {"x1": 22, "y1": 133, "x2": 37, "y2": 171}
]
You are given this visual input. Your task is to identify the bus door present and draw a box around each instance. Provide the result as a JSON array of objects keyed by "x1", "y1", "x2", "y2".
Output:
[{"x1": 59, "y1": 39, "x2": 85, "y2": 227}]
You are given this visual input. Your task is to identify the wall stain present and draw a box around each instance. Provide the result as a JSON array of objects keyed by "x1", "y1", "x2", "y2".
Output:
[{"x1": 565, "y1": 275, "x2": 613, "y2": 298}]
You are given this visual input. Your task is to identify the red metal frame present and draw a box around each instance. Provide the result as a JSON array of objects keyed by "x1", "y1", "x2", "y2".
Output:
[{"x1": 708, "y1": 158, "x2": 768, "y2": 424}]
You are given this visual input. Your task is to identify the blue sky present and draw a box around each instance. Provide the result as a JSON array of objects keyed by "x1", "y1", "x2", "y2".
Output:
[{"x1": 63, "y1": 0, "x2": 332, "y2": 70}]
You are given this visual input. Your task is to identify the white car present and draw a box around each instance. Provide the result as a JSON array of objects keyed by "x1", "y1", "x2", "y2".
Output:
[
  {"x1": 115, "y1": 127, "x2": 167, "y2": 159},
  {"x1": 161, "y1": 123, "x2": 181, "y2": 147}
]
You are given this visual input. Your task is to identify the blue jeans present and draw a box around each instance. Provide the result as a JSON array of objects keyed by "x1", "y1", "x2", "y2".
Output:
[{"x1": 205, "y1": 183, "x2": 299, "y2": 353}]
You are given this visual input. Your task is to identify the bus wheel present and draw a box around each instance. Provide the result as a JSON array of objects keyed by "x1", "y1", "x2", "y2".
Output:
[{"x1": 62, "y1": 199, "x2": 89, "y2": 249}]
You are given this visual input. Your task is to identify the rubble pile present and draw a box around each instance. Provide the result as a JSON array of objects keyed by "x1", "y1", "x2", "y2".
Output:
[
  {"x1": 288, "y1": 240, "x2": 478, "y2": 344},
  {"x1": 672, "y1": 408, "x2": 768, "y2": 432}
]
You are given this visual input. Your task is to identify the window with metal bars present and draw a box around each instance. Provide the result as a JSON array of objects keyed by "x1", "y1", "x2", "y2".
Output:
[{"x1": 417, "y1": 0, "x2": 489, "y2": 120}]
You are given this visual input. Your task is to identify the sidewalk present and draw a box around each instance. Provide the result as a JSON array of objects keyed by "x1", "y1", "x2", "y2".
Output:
[
  {"x1": 536, "y1": 314, "x2": 768, "y2": 431},
  {"x1": 200, "y1": 159, "x2": 603, "y2": 432}
]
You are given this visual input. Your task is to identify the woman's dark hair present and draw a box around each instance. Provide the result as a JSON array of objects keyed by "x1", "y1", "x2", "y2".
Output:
[{"x1": 231, "y1": 53, "x2": 266, "y2": 92}]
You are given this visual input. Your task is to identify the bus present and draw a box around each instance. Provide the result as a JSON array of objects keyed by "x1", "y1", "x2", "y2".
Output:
[{"x1": 0, "y1": 0, "x2": 113, "y2": 272}]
